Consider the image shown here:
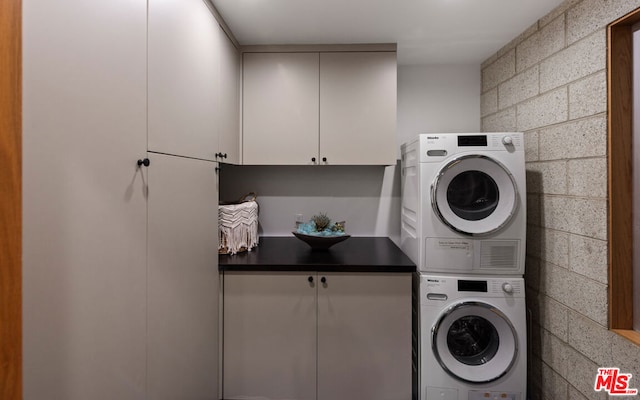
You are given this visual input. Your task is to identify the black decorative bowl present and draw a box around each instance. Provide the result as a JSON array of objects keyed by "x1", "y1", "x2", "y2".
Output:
[{"x1": 292, "y1": 231, "x2": 351, "y2": 250}]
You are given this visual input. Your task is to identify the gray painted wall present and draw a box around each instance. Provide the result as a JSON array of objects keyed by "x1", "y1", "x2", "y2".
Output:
[
  {"x1": 220, "y1": 64, "x2": 481, "y2": 243},
  {"x1": 480, "y1": 0, "x2": 640, "y2": 398}
]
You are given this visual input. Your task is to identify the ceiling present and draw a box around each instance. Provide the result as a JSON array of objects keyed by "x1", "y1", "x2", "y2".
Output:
[{"x1": 211, "y1": 0, "x2": 566, "y2": 65}]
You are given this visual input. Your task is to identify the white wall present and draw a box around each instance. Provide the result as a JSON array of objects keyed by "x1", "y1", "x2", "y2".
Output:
[
  {"x1": 397, "y1": 64, "x2": 481, "y2": 156},
  {"x1": 222, "y1": 64, "x2": 480, "y2": 243},
  {"x1": 220, "y1": 164, "x2": 401, "y2": 239}
]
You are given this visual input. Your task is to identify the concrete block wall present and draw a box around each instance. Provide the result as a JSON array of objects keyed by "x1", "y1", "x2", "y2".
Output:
[{"x1": 480, "y1": 1, "x2": 640, "y2": 399}]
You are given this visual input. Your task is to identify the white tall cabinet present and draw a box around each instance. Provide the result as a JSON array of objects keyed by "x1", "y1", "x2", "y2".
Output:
[
  {"x1": 218, "y1": 27, "x2": 242, "y2": 164},
  {"x1": 147, "y1": 154, "x2": 219, "y2": 400},
  {"x1": 148, "y1": 0, "x2": 241, "y2": 164},
  {"x1": 23, "y1": 0, "x2": 231, "y2": 398},
  {"x1": 23, "y1": 0, "x2": 148, "y2": 398},
  {"x1": 148, "y1": 0, "x2": 220, "y2": 161}
]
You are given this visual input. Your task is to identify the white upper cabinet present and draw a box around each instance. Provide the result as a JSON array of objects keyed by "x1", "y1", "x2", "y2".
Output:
[
  {"x1": 241, "y1": 50, "x2": 397, "y2": 165},
  {"x1": 217, "y1": 28, "x2": 241, "y2": 164},
  {"x1": 242, "y1": 52, "x2": 320, "y2": 165},
  {"x1": 320, "y1": 52, "x2": 397, "y2": 165},
  {"x1": 148, "y1": 0, "x2": 220, "y2": 161}
]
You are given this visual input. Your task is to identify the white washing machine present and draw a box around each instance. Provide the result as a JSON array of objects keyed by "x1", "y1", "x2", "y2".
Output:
[
  {"x1": 401, "y1": 133, "x2": 526, "y2": 276},
  {"x1": 418, "y1": 274, "x2": 526, "y2": 400}
]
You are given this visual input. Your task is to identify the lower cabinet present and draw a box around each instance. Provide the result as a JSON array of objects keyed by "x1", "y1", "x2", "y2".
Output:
[
  {"x1": 223, "y1": 271, "x2": 412, "y2": 400},
  {"x1": 317, "y1": 273, "x2": 412, "y2": 400},
  {"x1": 223, "y1": 272, "x2": 316, "y2": 400}
]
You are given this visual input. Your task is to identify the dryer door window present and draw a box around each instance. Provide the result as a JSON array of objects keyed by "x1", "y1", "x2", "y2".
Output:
[
  {"x1": 432, "y1": 301, "x2": 518, "y2": 383},
  {"x1": 432, "y1": 155, "x2": 518, "y2": 236},
  {"x1": 447, "y1": 171, "x2": 499, "y2": 221}
]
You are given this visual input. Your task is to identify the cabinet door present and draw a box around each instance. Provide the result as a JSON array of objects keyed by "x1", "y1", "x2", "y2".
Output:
[
  {"x1": 243, "y1": 52, "x2": 320, "y2": 165},
  {"x1": 22, "y1": 0, "x2": 148, "y2": 398},
  {"x1": 217, "y1": 27, "x2": 241, "y2": 164},
  {"x1": 148, "y1": 0, "x2": 220, "y2": 161},
  {"x1": 317, "y1": 273, "x2": 412, "y2": 400},
  {"x1": 223, "y1": 272, "x2": 317, "y2": 400},
  {"x1": 320, "y1": 52, "x2": 397, "y2": 165},
  {"x1": 147, "y1": 153, "x2": 219, "y2": 399}
]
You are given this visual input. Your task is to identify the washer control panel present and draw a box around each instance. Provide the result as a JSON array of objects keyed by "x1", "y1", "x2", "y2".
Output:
[
  {"x1": 421, "y1": 275, "x2": 525, "y2": 301},
  {"x1": 502, "y1": 282, "x2": 514, "y2": 294},
  {"x1": 489, "y1": 279, "x2": 523, "y2": 295}
]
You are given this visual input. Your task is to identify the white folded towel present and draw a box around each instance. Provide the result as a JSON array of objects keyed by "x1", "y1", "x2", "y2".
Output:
[{"x1": 219, "y1": 201, "x2": 259, "y2": 255}]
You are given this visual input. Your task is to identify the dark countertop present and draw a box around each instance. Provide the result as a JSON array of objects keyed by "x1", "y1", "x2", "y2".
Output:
[{"x1": 219, "y1": 236, "x2": 416, "y2": 273}]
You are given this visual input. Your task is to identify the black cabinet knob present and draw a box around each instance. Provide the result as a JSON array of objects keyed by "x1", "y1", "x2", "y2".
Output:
[
  {"x1": 308, "y1": 276, "x2": 314, "y2": 283},
  {"x1": 137, "y1": 158, "x2": 150, "y2": 167},
  {"x1": 322, "y1": 157, "x2": 327, "y2": 162},
  {"x1": 321, "y1": 277, "x2": 327, "y2": 284},
  {"x1": 311, "y1": 157, "x2": 316, "y2": 162}
]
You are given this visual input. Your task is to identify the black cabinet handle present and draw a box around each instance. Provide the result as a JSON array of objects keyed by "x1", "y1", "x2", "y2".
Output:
[
  {"x1": 321, "y1": 276, "x2": 327, "y2": 284},
  {"x1": 215, "y1": 152, "x2": 228, "y2": 159},
  {"x1": 311, "y1": 157, "x2": 316, "y2": 162},
  {"x1": 322, "y1": 157, "x2": 327, "y2": 162},
  {"x1": 308, "y1": 276, "x2": 314, "y2": 283},
  {"x1": 137, "y1": 158, "x2": 150, "y2": 167}
]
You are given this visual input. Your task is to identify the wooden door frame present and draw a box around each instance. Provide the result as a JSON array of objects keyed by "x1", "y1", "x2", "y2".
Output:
[
  {"x1": 608, "y1": 7, "x2": 640, "y2": 345},
  {"x1": 0, "y1": 0, "x2": 22, "y2": 398}
]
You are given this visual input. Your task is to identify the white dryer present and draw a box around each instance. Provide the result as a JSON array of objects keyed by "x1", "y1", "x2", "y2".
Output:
[
  {"x1": 418, "y1": 274, "x2": 526, "y2": 400},
  {"x1": 400, "y1": 133, "x2": 526, "y2": 275}
]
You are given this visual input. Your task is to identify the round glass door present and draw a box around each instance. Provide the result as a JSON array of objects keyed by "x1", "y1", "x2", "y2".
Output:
[
  {"x1": 431, "y1": 155, "x2": 518, "y2": 236},
  {"x1": 432, "y1": 301, "x2": 518, "y2": 383}
]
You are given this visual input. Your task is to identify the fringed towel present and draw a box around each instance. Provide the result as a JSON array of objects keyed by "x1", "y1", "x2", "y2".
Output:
[{"x1": 219, "y1": 193, "x2": 259, "y2": 255}]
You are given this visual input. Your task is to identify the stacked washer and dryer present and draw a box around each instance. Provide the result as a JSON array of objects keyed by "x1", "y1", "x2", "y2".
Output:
[{"x1": 400, "y1": 133, "x2": 527, "y2": 400}]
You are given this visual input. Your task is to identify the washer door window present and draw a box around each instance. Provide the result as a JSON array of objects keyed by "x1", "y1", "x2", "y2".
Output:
[
  {"x1": 432, "y1": 301, "x2": 518, "y2": 383},
  {"x1": 431, "y1": 155, "x2": 518, "y2": 236}
]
